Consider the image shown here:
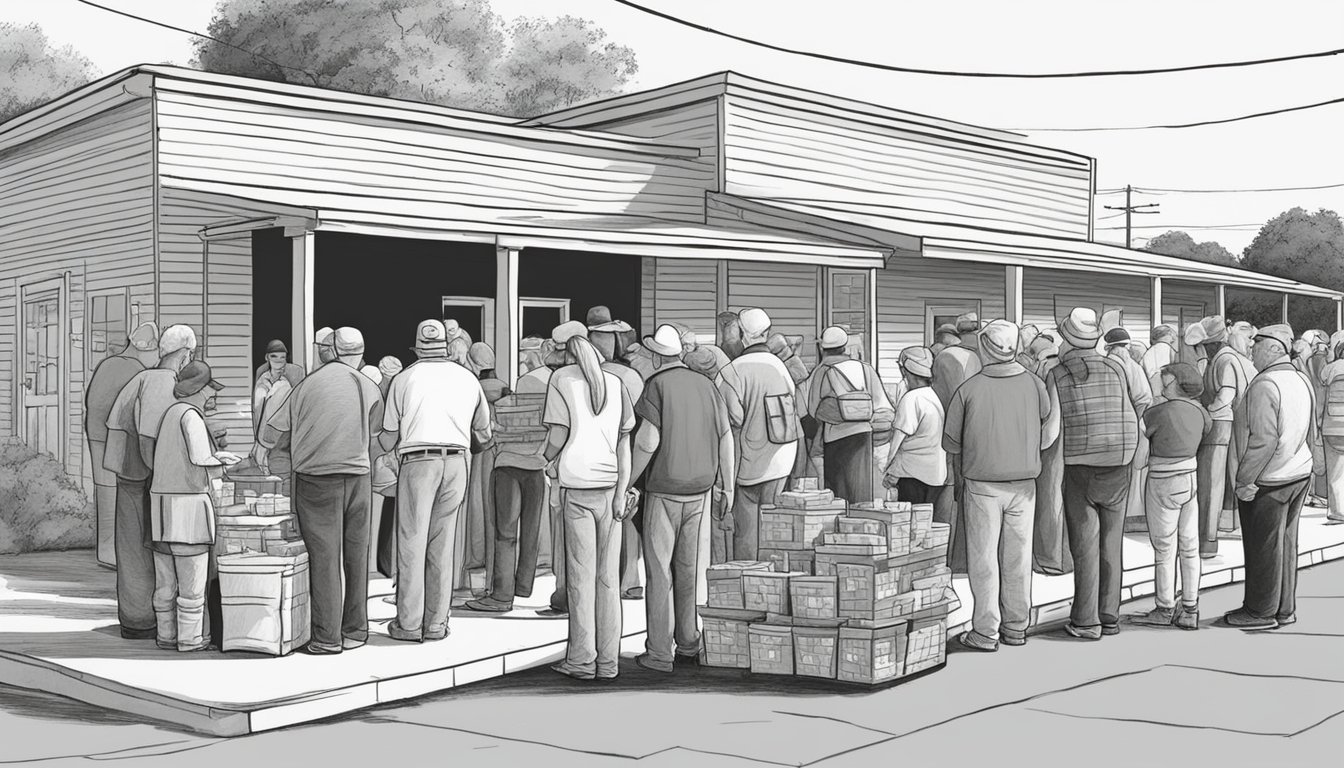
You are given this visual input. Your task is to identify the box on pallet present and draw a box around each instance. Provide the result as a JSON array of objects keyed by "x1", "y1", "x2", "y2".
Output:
[
  {"x1": 253, "y1": 494, "x2": 291, "y2": 516},
  {"x1": 742, "y1": 570, "x2": 801, "y2": 614},
  {"x1": 759, "y1": 505, "x2": 844, "y2": 550},
  {"x1": 218, "y1": 552, "x2": 310, "y2": 656},
  {"x1": 905, "y1": 616, "x2": 947, "y2": 674},
  {"x1": 835, "y1": 560, "x2": 914, "y2": 622},
  {"x1": 789, "y1": 576, "x2": 838, "y2": 620},
  {"x1": 845, "y1": 505, "x2": 913, "y2": 556},
  {"x1": 838, "y1": 621, "x2": 908, "y2": 684},
  {"x1": 706, "y1": 561, "x2": 772, "y2": 610},
  {"x1": 748, "y1": 623, "x2": 794, "y2": 675},
  {"x1": 912, "y1": 567, "x2": 953, "y2": 606},
  {"x1": 760, "y1": 548, "x2": 815, "y2": 575},
  {"x1": 924, "y1": 522, "x2": 951, "y2": 551},
  {"x1": 793, "y1": 625, "x2": 840, "y2": 679},
  {"x1": 217, "y1": 515, "x2": 298, "y2": 555},
  {"x1": 776, "y1": 489, "x2": 835, "y2": 509},
  {"x1": 698, "y1": 606, "x2": 764, "y2": 668},
  {"x1": 910, "y1": 503, "x2": 934, "y2": 547}
]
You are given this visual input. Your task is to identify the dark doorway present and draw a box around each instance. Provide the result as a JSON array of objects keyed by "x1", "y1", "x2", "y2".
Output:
[
  {"x1": 519, "y1": 249, "x2": 642, "y2": 335},
  {"x1": 522, "y1": 304, "x2": 565, "y2": 339},
  {"x1": 251, "y1": 228, "x2": 293, "y2": 368}
]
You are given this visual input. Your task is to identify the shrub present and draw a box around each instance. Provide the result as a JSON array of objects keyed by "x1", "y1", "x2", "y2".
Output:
[{"x1": 0, "y1": 438, "x2": 93, "y2": 554}]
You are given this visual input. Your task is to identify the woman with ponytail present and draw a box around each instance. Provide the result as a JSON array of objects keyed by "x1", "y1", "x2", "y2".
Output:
[{"x1": 541, "y1": 323, "x2": 636, "y2": 680}]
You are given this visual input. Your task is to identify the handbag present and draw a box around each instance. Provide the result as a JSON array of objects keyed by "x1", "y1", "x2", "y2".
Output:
[
  {"x1": 826, "y1": 364, "x2": 874, "y2": 423},
  {"x1": 764, "y1": 392, "x2": 800, "y2": 445}
]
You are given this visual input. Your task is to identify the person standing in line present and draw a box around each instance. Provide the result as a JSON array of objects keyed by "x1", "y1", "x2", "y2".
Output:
[
  {"x1": 931, "y1": 313, "x2": 984, "y2": 573},
  {"x1": 1301, "y1": 330, "x2": 1331, "y2": 507},
  {"x1": 104, "y1": 324, "x2": 198, "y2": 640},
  {"x1": 944, "y1": 321, "x2": 1053, "y2": 651},
  {"x1": 1226, "y1": 325, "x2": 1315, "y2": 630},
  {"x1": 630, "y1": 325, "x2": 735, "y2": 673},
  {"x1": 380, "y1": 320, "x2": 492, "y2": 642},
  {"x1": 258, "y1": 328, "x2": 383, "y2": 654},
  {"x1": 1223, "y1": 322, "x2": 1259, "y2": 533},
  {"x1": 1132, "y1": 363, "x2": 1211, "y2": 630},
  {"x1": 1318, "y1": 331, "x2": 1344, "y2": 525},
  {"x1": 372, "y1": 356, "x2": 404, "y2": 580},
  {"x1": 930, "y1": 324, "x2": 960, "y2": 358},
  {"x1": 717, "y1": 311, "x2": 746, "y2": 360},
  {"x1": 1195, "y1": 316, "x2": 1247, "y2": 558},
  {"x1": 543, "y1": 334, "x2": 636, "y2": 680},
  {"x1": 882, "y1": 347, "x2": 947, "y2": 503},
  {"x1": 531, "y1": 325, "x2": 586, "y2": 615},
  {"x1": 253, "y1": 339, "x2": 305, "y2": 391},
  {"x1": 715, "y1": 308, "x2": 801, "y2": 560},
  {"x1": 768, "y1": 332, "x2": 810, "y2": 386},
  {"x1": 86, "y1": 322, "x2": 160, "y2": 567},
  {"x1": 1105, "y1": 328, "x2": 1154, "y2": 533},
  {"x1": 805, "y1": 326, "x2": 894, "y2": 503},
  {"x1": 1142, "y1": 325, "x2": 1179, "y2": 396},
  {"x1": 149, "y1": 362, "x2": 237, "y2": 651},
  {"x1": 679, "y1": 325, "x2": 733, "y2": 373},
  {"x1": 459, "y1": 342, "x2": 509, "y2": 598},
  {"x1": 1046, "y1": 309, "x2": 1141, "y2": 640},
  {"x1": 1033, "y1": 340, "x2": 1071, "y2": 576},
  {"x1": 1183, "y1": 322, "x2": 1209, "y2": 374}
]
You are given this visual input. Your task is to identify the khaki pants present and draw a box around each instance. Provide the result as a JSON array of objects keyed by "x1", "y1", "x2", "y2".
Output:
[
  {"x1": 963, "y1": 479, "x2": 1036, "y2": 642},
  {"x1": 560, "y1": 487, "x2": 622, "y2": 677},
  {"x1": 731, "y1": 477, "x2": 786, "y2": 560},
  {"x1": 1325, "y1": 436, "x2": 1344, "y2": 523},
  {"x1": 395, "y1": 453, "x2": 469, "y2": 638},
  {"x1": 1145, "y1": 471, "x2": 1201, "y2": 610},
  {"x1": 643, "y1": 492, "x2": 709, "y2": 664},
  {"x1": 152, "y1": 551, "x2": 209, "y2": 651}
]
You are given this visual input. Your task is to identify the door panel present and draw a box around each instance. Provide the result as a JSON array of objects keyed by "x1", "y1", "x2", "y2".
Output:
[{"x1": 20, "y1": 287, "x2": 63, "y2": 460}]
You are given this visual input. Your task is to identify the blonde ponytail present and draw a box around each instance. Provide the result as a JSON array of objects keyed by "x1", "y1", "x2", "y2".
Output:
[{"x1": 568, "y1": 336, "x2": 608, "y2": 414}]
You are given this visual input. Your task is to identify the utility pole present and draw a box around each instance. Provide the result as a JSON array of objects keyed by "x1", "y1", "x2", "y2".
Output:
[{"x1": 1104, "y1": 185, "x2": 1160, "y2": 248}]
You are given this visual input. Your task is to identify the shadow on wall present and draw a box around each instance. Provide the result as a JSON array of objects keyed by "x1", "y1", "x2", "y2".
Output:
[{"x1": 0, "y1": 439, "x2": 93, "y2": 554}]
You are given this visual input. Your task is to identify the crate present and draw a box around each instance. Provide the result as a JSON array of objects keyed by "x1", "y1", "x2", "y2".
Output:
[
  {"x1": 793, "y1": 625, "x2": 840, "y2": 679},
  {"x1": 838, "y1": 622, "x2": 909, "y2": 684},
  {"x1": 912, "y1": 567, "x2": 953, "y2": 607},
  {"x1": 218, "y1": 552, "x2": 310, "y2": 656},
  {"x1": 924, "y1": 522, "x2": 951, "y2": 550},
  {"x1": 742, "y1": 570, "x2": 800, "y2": 614},
  {"x1": 905, "y1": 616, "x2": 947, "y2": 674},
  {"x1": 217, "y1": 515, "x2": 299, "y2": 556},
  {"x1": 760, "y1": 548, "x2": 815, "y2": 575},
  {"x1": 835, "y1": 560, "x2": 915, "y2": 622},
  {"x1": 845, "y1": 507, "x2": 914, "y2": 556},
  {"x1": 748, "y1": 623, "x2": 794, "y2": 675},
  {"x1": 775, "y1": 489, "x2": 836, "y2": 509},
  {"x1": 789, "y1": 576, "x2": 838, "y2": 620},
  {"x1": 224, "y1": 473, "x2": 284, "y2": 501},
  {"x1": 910, "y1": 504, "x2": 934, "y2": 548},
  {"x1": 706, "y1": 561, "x2": 772, "y2": 609},
  {"x1": 699, "y1": 606, "x2": 765, "y2": 668},
  {"x1": 822, "y1": 532, "x2": 887, "y2": 548},
  {"x1": 494, "y1": 394, "x2": 547, "y2": 428},
  {"x1": 759, "y1": 505, "x2": 844, "y2": 550}
]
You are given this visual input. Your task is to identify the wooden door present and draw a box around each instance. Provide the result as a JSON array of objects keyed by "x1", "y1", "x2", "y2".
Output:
[{"x1": 19, "y1": 280, "x2": 65, "y2": 461}]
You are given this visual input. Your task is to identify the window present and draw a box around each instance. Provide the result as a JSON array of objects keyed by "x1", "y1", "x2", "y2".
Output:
[
  {"x1": 87, "y1": 289, "x2": 129, "y2": 366},
  {"x1": 441, "y1": 295, "x2": 495, "y2": 345},
  {"x1": 925, "y1": 301, "x2": 982, "y2": 345},
  {"x1": 828, "y1": 270, "x2": 869, "y2": 359},
  {"x1": 520, "y1": 298, "x2": 571, "y2": 340}
]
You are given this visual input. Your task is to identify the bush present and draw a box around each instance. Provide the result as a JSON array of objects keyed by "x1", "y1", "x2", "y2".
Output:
[{"x1": 0, "y1": 438, "x2": 93, "y2": 554}]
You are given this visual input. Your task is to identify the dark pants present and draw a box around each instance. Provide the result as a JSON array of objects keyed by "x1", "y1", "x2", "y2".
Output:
[
  {"x1": 1238, "y1": 478, "x2": 1308, "y2": 620},
  {"x1": 895, "y1": 477, "x2": 938, "y2": 504},
  {"x1": 114, "y1": 477, "x2": 155, "y2": 636},
  {"x1": 1062, "y1": 464, "x2": 1131, "y2": 629},
  {"x1": 1196, "y1": 427, "x2": 1231, "y2": 556},
  {"x1": 823, "y1": 432, "x2": 873, "y2": 503},
  {"x1": 294, "y1": 472, "x2": 371, "y2": 651},
  {"x1": 490, "y1": 466, "x2": 546, "y2": 603},
  {"x1": 377, "y1": 496, "x2": 396, "y2": 579}
]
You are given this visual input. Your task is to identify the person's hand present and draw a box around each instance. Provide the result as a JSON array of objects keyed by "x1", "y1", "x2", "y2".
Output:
[
  {"x1": 720, "y1": 486, "x2": 734, "y2": 513},
  {"x1": 251, "y1": 444, "x2": 270, "y2": 472},
  {"x1": 214, "y1": 451, "x2": 243, "y2": 466},
  {"x1": 718, "y1": 510, "x2": 735, "y2": 533},
  {"x1": 545, "y1": 461, "x2": 559, "y2": 480},
  {"x1": 1235, "y1": 484, "x2": 1258, "y2": 503},
  {"x1": 882, "y1": 474, "x2": 898, "y2": 489}
]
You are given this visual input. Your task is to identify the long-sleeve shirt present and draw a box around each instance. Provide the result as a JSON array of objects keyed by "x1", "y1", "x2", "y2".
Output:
[
  {"x1": 1236, "y1": 361, "x2": 1314, "y2": 488},
  {"x1": 931, "y1": 344, "x2": 981, "y2": 408},
  {"x1": 1141, "y1": 341, "x2": 1176, "y2": 395},
  {"x1": 85, "y1": 352, "x2": 144, "y2": 443},
  {"x1": 263, "y1": 361, "x2": 384, "y2": 475},
  {"x1": 943, "y1": 361, "x2": 1050, "y2": 482},
  {"x1": 1109, "y1": 348, "x2": 1154, "y2": 417}
]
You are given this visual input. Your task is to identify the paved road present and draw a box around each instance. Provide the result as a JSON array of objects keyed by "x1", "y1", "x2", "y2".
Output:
[{"x1": 3, "y1": 560, "x2": 1342, "y2": 768}]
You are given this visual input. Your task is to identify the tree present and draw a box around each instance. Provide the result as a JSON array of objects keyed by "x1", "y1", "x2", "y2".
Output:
[
  {"x1": 1, "y1": 23, "x2": 98, "y2": 123},
  {"x1": 1237, "y1": 207, "x2": 1344, "y2": 334},
  {"x1": 192, "y1": 0, "x2": 637, "y2": 117},
  {"x1": 1142, "y1": 230, "x2": 1238, "y2": 267}
]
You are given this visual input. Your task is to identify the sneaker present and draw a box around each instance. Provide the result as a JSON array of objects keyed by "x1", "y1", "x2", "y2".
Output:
[
  {"x1": 463, "y1": 598, "x2": 514, "y2": 613},
  {"x1": 424, "y1": 626, "x2": 450, "y2": 641},
  {"x1": 342, "y1": 637, "x2": 366, "y2": 650},
  {"x1": 636, "y1": 653, "x2": 675, "y2": 673},
  {"x1": 1001, "y1": 633, "x2": 1026, "y2": 647},
  {"x1": 1064, "y1": 623, "x2": 1102, "y2": 640},
  {"x1": 386, "y1": 620, "x2": 423, "y2": 642},
  {"x1": 1275, "y1": 613, "x2": 1297, "y2": 627},
  {"x1": 1174, "y1": 606, "x2": 1199, "y2": 631},
  {"x1": 551, "y1": 662, "x2": 596, "y2": 681},
  {"x1": 1132, "y1": 607, "x2": 1175, "y2": 627},
  {"x1": 1223, "y1": 609, "x2": 1277, "y2": 630},
  {"x1": 1101, "y1": 623, "x2": 1120, "y2": 636},
  {"x1": 298, "y1": 642, "x2": 342, "y2": 655},
  {"x1": 957, "y1": 631, "x2": 999, "y2": 652}
]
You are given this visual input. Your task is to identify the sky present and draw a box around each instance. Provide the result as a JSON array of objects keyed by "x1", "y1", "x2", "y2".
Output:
[{"x1": 6, "y1": 0, "x2": 1344, "y2": 254}]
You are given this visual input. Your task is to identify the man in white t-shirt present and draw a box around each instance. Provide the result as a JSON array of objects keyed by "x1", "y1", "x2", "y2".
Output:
[
  {"x1": 379, "y1": 319, "x2": 491, "y2": 643},
  {"x1": 882, "y1": 347, "x2": 948, "y2": 502}
]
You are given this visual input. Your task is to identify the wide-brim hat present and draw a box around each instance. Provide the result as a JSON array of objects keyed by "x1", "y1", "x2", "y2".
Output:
[
  {"x1": 1058, "y1": 308, "x2": 1100, "y2": 349},
  {"x1": 643, "y1": 324, "x2": 682, "y2": 357}
]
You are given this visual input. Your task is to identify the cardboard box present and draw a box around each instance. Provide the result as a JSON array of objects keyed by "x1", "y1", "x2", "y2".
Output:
[
  {"x1": 748, "y1": 622, "x2": 794, "y2": 675},
  {"x1": 706, "y1": 561, "x2": 772, "y2": 609},
  {"x1": 776, "y1": 489, "x2": 835, "y2": 509},
  {"x1": 905, "y1": 616, "x2": 947, "y2": 675},
  {"x1": 759, "y1": 505, "x2": 843, "y2": 550},
  {"x1": 834, "y1": 560, "x2": 915, "y2": 622},
  {"x1": 793, "y1": 625, "x2": 839, "y2": 679},
  {"x1": 838, "y1": 622, "x2": 909, "y2": 684},
  {"x1": 760, "y1": 548, "x2": 815, "y2": 575},
  {"x1": 822, "y1": 532, "x2": 887, "y2": 548},
  {"x1": 789, "y1": 575, "x2": 838, "y2": 620},
  {"x1": 742, "y1": 570, "x2": 801, "y2": 615},
  {"x1": 699, "y1": 606, "x2": 765, "y2": 668},
  {"x1": 218, "y1": 552, "x2": 310, "y2": 656}
]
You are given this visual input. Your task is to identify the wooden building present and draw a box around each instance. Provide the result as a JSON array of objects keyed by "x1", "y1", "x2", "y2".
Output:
[{"x1": 2, "y1": 65, "x2": 1339, "y2": 506}]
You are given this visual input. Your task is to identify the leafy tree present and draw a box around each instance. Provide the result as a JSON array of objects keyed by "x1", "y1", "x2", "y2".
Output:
[
  {"x1": 1237, "y1": 207, "x2": 1344, "y2": 334},
  {"x1": 192, "y1": 0, "x2": 637, "y2": 117},
  {"x1": 0, "y1": 23, "x2": 98, "y2": 123},
  {"x1": 1142, "y1": 230, "x2": 1238, "y2": 267}
]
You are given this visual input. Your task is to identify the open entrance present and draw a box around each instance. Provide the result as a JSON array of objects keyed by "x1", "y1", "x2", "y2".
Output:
[{"x1": 518, "y1": 248, "x2": 642, "y2": 342}]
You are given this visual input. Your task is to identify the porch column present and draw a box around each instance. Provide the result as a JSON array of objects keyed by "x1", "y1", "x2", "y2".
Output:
[
  {"x1": 290, "y1": 230, "x2": 315, "y2": 372},
  {"x1": 1281, "y1": 294, "x2": 1290, "y2": 324},
  {"x1": 1336, "y1": 298, "x2": 1342, "y2": 332},
  {"x1": 1150, "y1": 276, "x2": 1164, "y2": 329},
  {"x1": 867, "y1": 266, "x2": 879, "y2": 365},
  {"x1": 1005, "y1": 265, "x2": 1023, "y2": 325},
  {"x1": 495, "y1": 245, "x2": 520, "y2": 387},
  {"x1": 1215, "y1": 284, "x2": 1227, "y2": 319}
]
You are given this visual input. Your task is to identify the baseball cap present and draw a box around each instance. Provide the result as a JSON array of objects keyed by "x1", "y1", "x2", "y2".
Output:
[
  {"x1": 129, "y1": 322, "x2": 160, "y2": 352},
  {"x1": 415, "y1": 319, "x2": 447, "y2": 350},
  {"x1": 552, "y1": 320, "x2": 589, "y2": 345},
  {"x1": 738, "y1": 308, "x2": 771, "y2": 338},
  {"x1": 264, "y1": 339, "x2": 287, "y2": 355},
  {"x1": 158, "y1": 324, "x2": 197, "y2": 357},
  {"x1": 819, "y1": 326, "x2": 849, "y2": 350},
  {"x1": 333, "y1": 326, "x2": 365, "y2": 355},
  {"x1": 174, "y1": 361, "x2": 223, "y2": 398}
]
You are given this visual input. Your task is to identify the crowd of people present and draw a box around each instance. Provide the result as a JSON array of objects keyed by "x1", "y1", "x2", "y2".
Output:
[{"x1": 82, "y1": 300, "x2": 1337, "y2": 671}]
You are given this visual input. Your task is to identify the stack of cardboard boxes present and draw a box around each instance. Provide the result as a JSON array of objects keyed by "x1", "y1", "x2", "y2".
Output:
[{"x1": 698, "y1": 484, "x2": 958, "y2": 685}]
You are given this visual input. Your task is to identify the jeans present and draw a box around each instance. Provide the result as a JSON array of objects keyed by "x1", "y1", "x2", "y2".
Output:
[
  {"x1": 294, "y1": 472, "x2": 371, "y2": 650},
  {"x1": 963, "y1": 479, "x2": 1036, "y2": 642},
  {"x1": 1145, "y1": 471, "x2": 1201, "y2": 610},
  {"x1": 643, "y1": 491, "x2": 709, "y2": 664},
  {"x1": 114, "y1": 477, "x2": 156, "y2": 635},
  {"x1": 152, "y1": 551, "x2": 209, "y2": 651},
  {"x1": 732, "y1": 477, "x2": 786, "y2": 560},
  {"x1": 490, "y1": 466, "x2": 546, "y2": 603},
  {"x1": 396, "y1": 453, "x2": 469, "y2": 637},
  {"x1": 1239, "y1": 478, "x2": 1308, "y2": 620},
  {"x1": 561, "y1": 487, "x2": 622, "y2": 677},
  {"x1": 549, "y1": 478, "x2": 568, "y2": 612},
  {"x1": 1062, "y1": 464, "x2": 1131, "y2": 629},
  {"x1": 1324, "y1": 436, "x2": 1344, "y2": 522},
  {"x1": 1196, "y1": 424, "x2": 1231, "y2": 555},
  {"x1": 823, "y1": 432, "x2": 874, "y2": 505}
]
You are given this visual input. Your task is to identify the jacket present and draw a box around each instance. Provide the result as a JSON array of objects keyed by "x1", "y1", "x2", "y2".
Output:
[
  {"x1": 1237, "y1": 361, "x2": 1315, "y2": 487},
  {"x1": 1047, "y1": 349, "x2": 1139, "y2": 467}
]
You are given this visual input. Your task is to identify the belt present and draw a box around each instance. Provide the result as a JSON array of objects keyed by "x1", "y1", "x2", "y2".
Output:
[{"x1": 400, "y1": 447, "x2": 466, "y2": 460}]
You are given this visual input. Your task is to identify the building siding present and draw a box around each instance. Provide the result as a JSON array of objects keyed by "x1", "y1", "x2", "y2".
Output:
[
  {"x1": 727, "y1": 261, "x2": 820, "y2": 365},
  {"x1": 876, "y1": 256, "x2": 1006, "y2": 382},
  {"x1": 1023, "y1": 268, "x2": 1151, "y2": 342},
  {"x1": 1162, "y1": 279, "x2": 1217, "y2": 329},
  {"x1": 647, "y1": 258, "x2": 720, "y2": 338},
  {"x1": 573, "y1": 99, "x2": 721, "y2": 193},
  {"x1": 0, "y1": 97, "x2": 156, "y2": 485}
]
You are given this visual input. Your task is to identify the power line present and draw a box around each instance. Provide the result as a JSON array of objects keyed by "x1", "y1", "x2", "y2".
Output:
[
  {"x1": 612, "y1": 0, "x2": 1344, "y2": 78},
  {"x1": 1012, "y1": 94, "x2": 1344, "y2": 131},
  {"x1": 1102, "y1": 185, "x2": 1160, "y2": 247},
  {"x1": 1096, "y1": 223, "x2": 1262, "y2": 230},
  {"x1": 1133, "y1": 181, "x2": 1344, "y2": 194},
  {"x1": 72, "y1": 0, "x2": 321, "y2": 84}
]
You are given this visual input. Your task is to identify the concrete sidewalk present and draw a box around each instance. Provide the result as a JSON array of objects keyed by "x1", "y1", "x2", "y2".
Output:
[{"x1": 1, "y1": 503, "x2": 1341, "y2": 737}]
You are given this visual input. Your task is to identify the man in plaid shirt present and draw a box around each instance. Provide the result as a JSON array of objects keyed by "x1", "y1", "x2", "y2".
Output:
[{"x1": 1045, "y1": 308, "x2": 1143, "y2": 641}]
